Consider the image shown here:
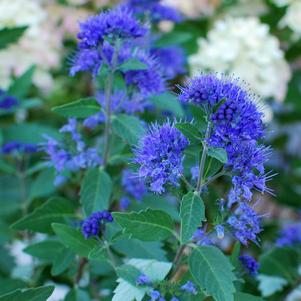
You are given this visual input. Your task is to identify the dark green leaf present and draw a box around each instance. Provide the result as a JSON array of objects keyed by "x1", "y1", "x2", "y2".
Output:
[
  {"x1": 11, "y1": 197, "x2": 75, "y2": 233},
  {"x1": 176, "y1": 123, "x2": 201, "y2": 144},
  {"x1": 8, "y1": 66, "x2": 35, "y2": 99},
  {"x1": 189, "y1": 246, "x2": 236, "y2": 301},
  {"x1": 80, "y1": 168, "x2": 112, "y2": 216},
  {"x1": 234, "y1": 292, "x2": 263, "y2": 301},
  {"x1": 51, "y1": 248, "x2": 75, "y2": 276},
  {"x1": 116, "y1": 264, "x2": 142, "y2": 285},
  {"x1": 148, "y1": 93, "x2": 184, "y2": 117},
  {"x1": 52, "y1": 97, "x2": 100, "y2": 118},
  {"x1": 52, "y1": 223, "x2": 98, "y2": 257},
  {"x1": 0, "y1": 26, "x2": 27, "y2": 50},
  {"x1": 113, "y1": 209, "x2": 175, "y2": 241},
  {"x1": 0, "y1": 286, "x2": 54, "y2": 301},
  {"x1": 112, "y1": 114, "x2": 145, "y2": 145},
  {"x1": 155, "y1": 31, "x2": 192, "y2": 47},
  {"x1": 180, "y1": 191, "x2": 206, "y2": 244}
]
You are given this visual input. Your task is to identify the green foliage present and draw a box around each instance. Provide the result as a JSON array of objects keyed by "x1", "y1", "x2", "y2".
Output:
[
  {"x1": 0, "y1": 26, "x2": 27, "y2": 50},
  {"x1": 52, "y1": 97, "x2": 101, "y2": 118},
  {"x1": 176, "y1": 123, "x2": 202, "y2": 144},
  {"x1": 11, "y1": 197, "x2": 76, "y2": 233},
  {"x1": 0, "y1": 286, "x2": 54, "y2": 301},
  {"x1": 113, "y1": 209, "x2": 175, "y2": 241},
  {"x1": 180, "y1": 191, "x2": 206, "y2": 244},
  {"x1": 112, "y1": 114, "x2": 145, "y2": 145},
  {"x1": 207, "y1": 147, "x2": 228, "y2": 164},
  {"x1": 80, "y1": 168, "x2": 112, "y2": 215},
  {"x1": 118, "y1": 59, "x2": 148, "y2": 72},
  {"x1": 189, "y1": 246, "x2": 236, "y2": 301}
]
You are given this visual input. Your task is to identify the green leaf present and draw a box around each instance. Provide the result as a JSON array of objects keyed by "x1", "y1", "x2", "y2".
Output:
[
  {"x1": 88, "y1": 246, "x2": 106, "y2": 261},
  {"x1": 180, "y1": 191, "x2": 206, "y2": 244},
  {"x1": 207, "y1": 147, "x2": 228, "y2": 164},
  {"x1": 257, "y1": 274, "x2": 288, "y2": 297},
  {"x1": 113, "y1": 259, "x2": 172, "y2": 301},
  {"x1": 80, "y1": 168, "x2": 112, "y2": 216},
  {"x1": 148, "y1": 93, "x2": 184, "y2": 117},
  {"x1": 259, "y1": 247, "x2": 299, "y2": 283},
  {"x1": 51, "y1": 248, "x2": 75, "y2": 276},
  {"x1": 175, "y1": 123, "x2": 201, "y2": 144},
  {"x1": 234, "y1": 292, "x2": 264, "y2": 301},
  {"x1": 230, "y1": 242, "x2": 241, "y2": 269},
  {"x1": 0, "y1": 278, "x2": 26, "y2": 296},
  {"x1": 116, "y1": 264, "x2": 142, "y2": 286},
  {"x1": 155, "y1": 31, "x2": 192, "y2": 47},
  {"x1": 0, "y1": 286, "x2": 54, "y2": 301},
  {"x1": 52, "y1": 97, "x2": 100, "y2": 118},
  {"x1": 11, "y1": 197, "x2": 75, "y2": 233},
  {"x1": 189, "y1": 246, "x2": 236, "y2": 301},
  {"x1": 119, "y1": 59, "x2": 148, "y2": 72},
  {"x1": 52, "y1": 223, "x2": 98, "y2": 257},
  {"x1": 113, "y1": 209, "x2": 175, "y2": 241},
  {"x1": 8, "y1": 66, "x2": 35, "y2": 99},
  {"x1": 112, "y1": 114, "x2": 145, "y2": 145},
  {"x1": 0, "y1": 26, "x2": 27, "y2": 50},
  {"x1": 64, "y1": 289, "x2": 90, "y2": 301}
]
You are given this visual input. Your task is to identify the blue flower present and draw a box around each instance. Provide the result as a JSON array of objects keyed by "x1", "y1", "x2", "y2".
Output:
[
  {"x1": 227, "y1": 203, "x2": 261, "y2": 245},
  {"x1": 192, "y1": 228, "x2": 212, "y2": 246},
  {"x1": 0, "y1": 90, "x2": 18, "y2": 110},
  {"x1": 124, "y1": 51, "x2": 165, "y2": 96},
  {"x1": 215, "y1": 224, "x2": 225, "y2": 239},
  {"x1": 181, "y1": 281, "x2": 197, "y2": 295},
  {"x1": 150, "y1": 46, "x2": 186, "y2": 79},
  {"x1": 170, "y1": 297, "x2": 180, "y2": 301},
  {"x1": 134, "y1": 122, "x2": 189, "y2": 193},
  {"x1": 136, "y1": 273, "x2": 151, "y2": 286},
  {"x1": 122, "y1": 169, "x2": 146, "y2": 201},
  {"x1": 77, "y1": 7, "x2": 148, "y2": 50},
  {"x1": 239, "y1": 255, "x2": 259, "y2": 276},
  {"x1": 125, "y1": 0, "x2": 182, "y2": 23},
  {"x1": 276, "y1": 224, "x2": 301, "y2": 247},
  {"x1": 1, "y1": 141, "x2": 38, "y2": 154},
  {"x1": 150, "y1": 290, "x2": 161, "y2": 301},
  {"x1": 81, "y1": 210, "x2": 113, "y2": 238},
  {"x1": 120, "y1": 197, "x2": 131, "y2": 210}
]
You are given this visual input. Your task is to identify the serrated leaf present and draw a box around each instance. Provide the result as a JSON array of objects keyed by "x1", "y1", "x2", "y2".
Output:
[
  {"x1": 0, "y1": 26, "x2": 27, "y2": 50},
  {"x1": 148, "y1": 93, "x2": 184, "y2": 117},
  {"x1": 207, "y1": 147, "x2": 228, "y2": 164},
  {"x1": 11, "y1": 197, "x2": 75, "y2": 233},
  {"x1": 52, "y1": 223, "x2": 98, "y2": 257},
  {"x1": 0, "y1": 286, "x2": 54, "y2": 301},
  {"x1": 8, "y1": 66, "x2": 35, "y2": 99},
  {"x1": 80, "y1": 168, "x2": 112, "y2": 216},
  {"x1": 234, "y1": 292, "x2": 263, "y2": 301},
  {"x1": 52, "y1": 97, "x2": 100, "y2": 118},
  {"x1": 116, "y1": 264, "x2": 142, "y2": 285},
  {"x1": 175, "y1": 123, "x2": 201, "y2": 144},
  {"x1": 189, "y1": 246, "x2": 236, "y2": 301},
  {"x1": 113, "y1": 259, "x2": 172, "y2": 301},
  {"x1": 180, "y1": 191, "x2": 206, "y2": 244},
  {"x1": 112, "y1": 114, "x2": 145, "y2": 145},
  {"x1": 119, "y1": 59, "x2": 148, "y2": 72},
  {"x1": 257, "y1": 274, "x2": 288, "y2": 297},
  {"x1": 113, "y1": 209, "x2": 175, "y2": 241},
  {"x1": 259, "y1": 247, "x2": 299, "y2": 283}
]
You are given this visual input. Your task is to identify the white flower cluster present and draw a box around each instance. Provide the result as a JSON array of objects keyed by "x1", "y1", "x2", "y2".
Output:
[
  {"x1": 272, "y1": 0, "x2": 301, "y2": 38},
  {"x1": 0, "y1": 0, "x2": 62, "y2": 91},
  {"x1": 189, "y1": 17, "x2": 291, "y2": 103}
]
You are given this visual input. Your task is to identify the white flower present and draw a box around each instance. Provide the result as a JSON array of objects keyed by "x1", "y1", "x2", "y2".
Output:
[
  {"x1": 281, "y1": 1, "x2": 301, "y2": 37},
  {"x1": 0, "y1": 0, "x2": 62, "y2": 91},
  {"x1": 189, "y1": 17, "x2": 291, "y2": 104}
]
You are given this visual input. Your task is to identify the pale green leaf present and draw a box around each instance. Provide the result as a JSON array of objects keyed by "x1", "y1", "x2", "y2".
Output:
[{"x1": 257, "y1": 274, "x2": 288, "y2": 297}]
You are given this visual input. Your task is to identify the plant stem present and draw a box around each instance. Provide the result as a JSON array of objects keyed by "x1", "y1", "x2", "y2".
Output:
[
  {"x1": 102, "y1": 40, "x2": 120, "y2": 167},
  {"x1": 196, "y1": 121, "x2": 211, "y2": 194},
  {"x1": 104, "y1": 240, "x2": 117, "y2": 270},
  {"x1": 170, "y1": 244, "x2": 186, "y2": 279}
]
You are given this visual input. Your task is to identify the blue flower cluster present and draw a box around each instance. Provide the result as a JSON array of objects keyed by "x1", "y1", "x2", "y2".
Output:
[
  {"x1": 44, "y1": 118, "x2": 101, "y2": 185},
  {"x1": 1, "y1": 141, "x2": 38, "y2": 154},
  {"x1": 81, "y1": 210, "x2": 113, "y2": 238},
  {"x1": 134, "y1": 122, "x2": 189, "y2": 193},
  {"x1": 124, "y1": 0, "x2": 182, "y2": 23},
  {"x1": 136, "y1": 273, "x2": 151, "y2": 286},
  {"x1": 179, "y1": 74, "x2": 270, "y2": 244},
  {"x1": 276, "y1": 223, "x2": 301, "y2": 247},
  {"x1": 192, "y1": 228, "x2": 212, "y2": 246},
  {"x1": 0, "y1": 90, "x2": 18, "y2": 110},
  {"x1": 239, "y1": 255, "x2": 259, "y2": 276},
  {"x1": 150, "y1": 47, "x2": 186, "y2": 79},
  {"x1": 227, "y1": 203, "x2": 261, "y2": 245},
  {"x1": 77, "y1": 7, "x2": 147, "y2": 50}
]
